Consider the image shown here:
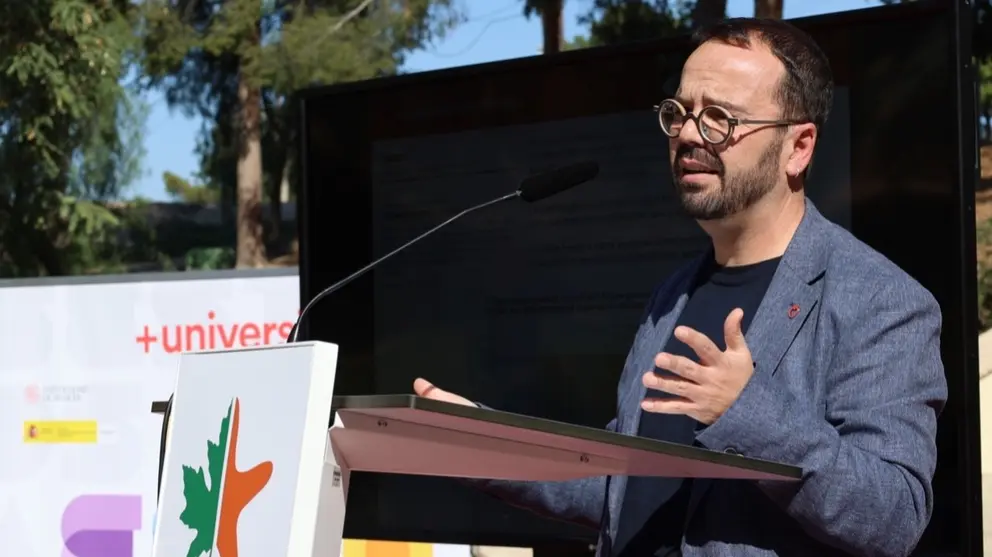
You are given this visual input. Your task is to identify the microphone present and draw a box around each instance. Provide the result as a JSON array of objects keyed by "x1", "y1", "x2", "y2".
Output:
[
  {"x1": 287, "y1": 161, "x2": 600, "y2": 343},
  {"x1": 518, "y1": 161, "x2": 600, "y2": 202}
]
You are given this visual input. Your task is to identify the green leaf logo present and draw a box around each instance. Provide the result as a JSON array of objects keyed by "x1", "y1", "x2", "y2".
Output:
[{"x1": 178, "y1": 398, "x2": 273, "y2": 557}]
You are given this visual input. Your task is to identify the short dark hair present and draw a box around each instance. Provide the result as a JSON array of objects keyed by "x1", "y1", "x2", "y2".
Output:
[{"x1": 693, "y1": 18, "x2": 834, "y2": 131}]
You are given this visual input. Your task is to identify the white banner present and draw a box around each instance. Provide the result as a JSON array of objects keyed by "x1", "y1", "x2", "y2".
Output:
[{"x1": 0, "y1": 271, "x2": 297, "y2": 557}]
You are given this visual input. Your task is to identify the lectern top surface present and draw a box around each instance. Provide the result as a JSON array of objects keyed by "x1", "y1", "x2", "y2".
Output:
[{"x1": 332, "y1": 394, "x2": 801, "y2": 480}]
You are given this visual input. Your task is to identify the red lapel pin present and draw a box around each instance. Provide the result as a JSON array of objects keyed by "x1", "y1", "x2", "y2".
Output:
[{"x1": 788, "y1": 304, "x2": 800, "y2": 319}]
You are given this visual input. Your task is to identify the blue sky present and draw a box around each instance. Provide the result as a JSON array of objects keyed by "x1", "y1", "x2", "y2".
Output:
[{"x1": 131, "y1": 0, "x2": 882, "y2": 201}]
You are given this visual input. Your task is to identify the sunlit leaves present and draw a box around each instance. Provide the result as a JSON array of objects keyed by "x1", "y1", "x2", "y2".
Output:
[{"x1": 0, "y1": 0, "x2": 144, "y2": 276}]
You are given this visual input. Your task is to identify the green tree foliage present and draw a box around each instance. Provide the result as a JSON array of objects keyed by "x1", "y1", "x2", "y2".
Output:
[
  {"x1": 163, "y1": 171, "x2": 220, "y2": 204},
  {"x1": 581, "y1": 0, "x2": 694, "y2": 46},
  {"x1": 561, "y1": 0, "x2": 724, "y2": 49},
  {"x1": 137, "y1": 0, "x2": 463, "y2": 268},
  {"x1": 563, "y1": 34, "x2": 594, "y2": 51},
  {"x1": 0, "y1": 0, "x2": 146, "y2": 276}
]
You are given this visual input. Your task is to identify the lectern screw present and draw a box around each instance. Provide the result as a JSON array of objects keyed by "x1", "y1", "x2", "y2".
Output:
[
  {"x1": 579, "y1": 454, "x2": 590, "y2": 463},
  {"x1": 377, "y1": 420, "x2": 388, "y2": 427}
]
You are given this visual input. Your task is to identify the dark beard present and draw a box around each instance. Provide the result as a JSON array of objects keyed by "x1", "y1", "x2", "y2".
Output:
[{"x1": 673, "y1": 137, "x2": 782, "y2": 221}]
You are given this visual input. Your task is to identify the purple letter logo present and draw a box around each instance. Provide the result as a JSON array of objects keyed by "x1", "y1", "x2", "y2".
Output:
[{"x1": 61, "y1": 494, "x2": 142, "y2": 557}]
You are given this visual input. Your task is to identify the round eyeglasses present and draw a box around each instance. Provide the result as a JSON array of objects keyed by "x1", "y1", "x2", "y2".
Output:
[{"x1": 653, "y1": 98, "x2": 802, "y2": 145}]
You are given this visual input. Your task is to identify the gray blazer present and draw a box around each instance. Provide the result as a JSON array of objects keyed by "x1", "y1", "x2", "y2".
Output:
[{"x1": 474, "y1": 199, "x2": 947, "y2": 557}]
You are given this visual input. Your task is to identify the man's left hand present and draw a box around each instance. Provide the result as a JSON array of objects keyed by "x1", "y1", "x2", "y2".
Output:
[{"x1": 641, "y1": 308, "x2": 754, "y2": 425}]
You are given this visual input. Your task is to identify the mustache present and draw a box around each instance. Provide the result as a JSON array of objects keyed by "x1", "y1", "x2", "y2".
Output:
[{"x1": 675, "y1": 146, "x2": 723, "y2": 173}]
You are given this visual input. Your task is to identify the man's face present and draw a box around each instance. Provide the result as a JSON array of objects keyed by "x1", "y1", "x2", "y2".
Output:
[{"x1": 669, "y1": 39, "x2": 789, "y2": 220}]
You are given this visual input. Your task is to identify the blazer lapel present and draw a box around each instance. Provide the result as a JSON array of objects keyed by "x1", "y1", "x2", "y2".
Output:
[
  {"x1": 746, "y1": 199, "x2": 829, "y2": 375},
  {"x1": 685, "y1": 198, "x2": 829, "y2": 521}
]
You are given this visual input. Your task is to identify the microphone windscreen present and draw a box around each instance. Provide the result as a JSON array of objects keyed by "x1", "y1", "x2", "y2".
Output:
[{"x1": 518, "y1": 162, "x2": 599, "y2": 203}]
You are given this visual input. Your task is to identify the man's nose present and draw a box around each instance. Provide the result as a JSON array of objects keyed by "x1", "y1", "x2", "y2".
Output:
[{"x1": 677, "y1": 116, "x2": 707, "y2": 146}]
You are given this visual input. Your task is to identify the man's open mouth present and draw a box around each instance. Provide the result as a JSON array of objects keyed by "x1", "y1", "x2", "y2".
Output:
[{"x1": 679, "y1": 159, "x2": 719, "y2": 174}]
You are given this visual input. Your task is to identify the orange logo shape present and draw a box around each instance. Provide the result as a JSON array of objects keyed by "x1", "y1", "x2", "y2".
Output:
[
  {"x1": 179, "y1": 397, "x2": 273, "y2": 557},
  {"x1": 217, "y1": 399, "x2": 273, "y2": 557}
]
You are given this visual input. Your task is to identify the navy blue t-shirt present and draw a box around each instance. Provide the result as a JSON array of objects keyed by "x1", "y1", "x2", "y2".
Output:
[{"x1": 613, "y1": 255, "x2": 781, "y2": 557}]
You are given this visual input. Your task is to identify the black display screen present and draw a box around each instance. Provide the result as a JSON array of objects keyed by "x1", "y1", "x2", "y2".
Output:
[{"x1": 298, "y1": 1, "x2": 980, "y2": 554}]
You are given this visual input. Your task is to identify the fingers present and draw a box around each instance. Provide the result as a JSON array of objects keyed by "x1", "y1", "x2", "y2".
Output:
[
  {"x1": 724, "y1": 308, "x2": 746, "y2": 351},
  {"x1": 642, "y1": 370, "x2": 699, "y2": 399},
  {"x1": 654, "y1": 352, "x2": 702, "y2": 381},
  {"x1": 673, "y1": 325, "x2": 721, "y2": 365},
  {"x1": 413, "y1": 377, "x2": 438, "y2": 397},
  {"x1": 641, "y1": 396, "x2": 693, "y2": 414},
  {"x1": 412, "y1": 378, "x2": 476, "y2": 407}
]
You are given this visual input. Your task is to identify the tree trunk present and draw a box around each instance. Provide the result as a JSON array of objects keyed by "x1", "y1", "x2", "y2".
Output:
[
  {"x1": 262, "y1": 96, "x2": 284, "y2": 246},
  {"x1": 540, "y1": 0, "x2": 563, "y2": 54},
  {"x1": 692, "y1": 0, "x2": 728, "y2": 28},
  {"x1": 754, "y1": 0, "x2": 784, "y2": 19},
  {"x1": 279, "y1": 158, "x2": 292, "y2": 203},
  {"x1": 266, "y1": 153, "x2": 291, "y2": 250},
  {"x1": 236, "y1": 74, "x2": 267, "y2": 268},
  {"x1": 268, "y1": 155, "x2": 284, "y2": 243}
]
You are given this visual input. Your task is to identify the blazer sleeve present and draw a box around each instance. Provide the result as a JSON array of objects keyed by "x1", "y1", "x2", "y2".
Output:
[{"x1": 695, "y1": 282, "x2": 947, "y2": 557}]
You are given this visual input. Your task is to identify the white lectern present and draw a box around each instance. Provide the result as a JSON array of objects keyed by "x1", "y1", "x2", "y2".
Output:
[{"x1": 150, "y1": 342, "x2": 800, "y2": 557}]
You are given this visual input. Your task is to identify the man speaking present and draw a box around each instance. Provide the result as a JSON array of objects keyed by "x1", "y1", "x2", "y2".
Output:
[{"x1": 414, "y1": 17, "x2": 946, "y2": 557}]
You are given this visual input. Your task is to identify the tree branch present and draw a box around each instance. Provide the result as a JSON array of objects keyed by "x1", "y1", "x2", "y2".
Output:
[{"x1": 313, "y1": 0, "x2": 376, "y2": 46}]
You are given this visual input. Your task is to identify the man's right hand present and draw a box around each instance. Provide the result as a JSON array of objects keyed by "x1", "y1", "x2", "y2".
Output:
[{"x1": 413, "y1": 378, "x2": 477, "y2": 407}]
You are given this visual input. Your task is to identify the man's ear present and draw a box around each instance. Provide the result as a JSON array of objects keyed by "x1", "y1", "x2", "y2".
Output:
[{"x1": 786, "y1": 123, "x2": 817, "y2": 178}]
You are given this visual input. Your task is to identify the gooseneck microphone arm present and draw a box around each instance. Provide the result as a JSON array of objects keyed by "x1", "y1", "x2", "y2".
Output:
[
  {"x1": 287, "y1": 160, "x2": 600, "y2": 343},
  {"x1": 287, "y1": 191, "x2": 521, "y2": 343}
]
